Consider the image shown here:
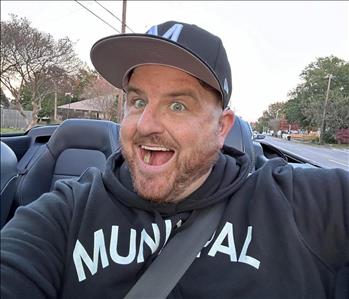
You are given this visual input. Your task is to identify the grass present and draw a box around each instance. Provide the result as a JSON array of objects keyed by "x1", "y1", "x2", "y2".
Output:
[
  {"x1": 296, "y1": 139, "x2": 349, "y2": 149},
  {"x1": 0, "y1": 127, "x2": 25, "y2": 134},
  {"x1": 327, "y1": 143, "x2": 349, "y2": 149}
]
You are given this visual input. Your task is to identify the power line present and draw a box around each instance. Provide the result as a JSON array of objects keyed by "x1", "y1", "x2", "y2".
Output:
[
  {"x1": 74, "y1": 0, "x2": 120, "y2": 33},
  {"x1": 94, "y1": 0, "x2": 135, "y2": 33}
]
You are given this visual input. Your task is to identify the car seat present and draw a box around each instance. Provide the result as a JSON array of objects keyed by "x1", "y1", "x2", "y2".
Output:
[
  {"x1": 1, "y1": 141, "x2": 18, "y2": 228},
  {"x1": 15, "y1": 119, "x2": 120, "y2": 206},
  {"x1": 224, "y1": 116, "x2": 255, "y2": 172}
]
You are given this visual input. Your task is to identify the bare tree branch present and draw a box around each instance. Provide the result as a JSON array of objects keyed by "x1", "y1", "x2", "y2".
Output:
[{"x1": 0, "y1": 15, "x2": 82, "y2": 129}]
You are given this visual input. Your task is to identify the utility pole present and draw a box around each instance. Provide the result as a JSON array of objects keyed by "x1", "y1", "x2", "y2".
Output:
[
  {"x1": 116, "y1": 0, "x2": 127, "y2": 122},
  {"x1": 54, "y1": 90, "x2": 57, "y2": 122},
  {"x1": 121, "y1": 0, "x2": 127, "y2": 34},
  {"x1": 276, "y1": 109, "x2": 281, "y2": 120},
  {"x1": 53, "y1": 81, "x2": 57, "y2": 123},
  {"x1": 319, "y1": 74, "x2": 333, "y2": 145}
]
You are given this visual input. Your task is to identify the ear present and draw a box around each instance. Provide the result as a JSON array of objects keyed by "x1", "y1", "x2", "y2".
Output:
[{"x1": 218, "y1": 108, "x2": 235, "y2": 149}]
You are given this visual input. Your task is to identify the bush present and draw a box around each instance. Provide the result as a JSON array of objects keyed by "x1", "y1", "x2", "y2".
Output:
[
  {"x1": 336, "y1": 128, "x2": 349, "y2": 144},
  {"x1": 323, "y1": 130, "x2": 336, "y2": 144}
]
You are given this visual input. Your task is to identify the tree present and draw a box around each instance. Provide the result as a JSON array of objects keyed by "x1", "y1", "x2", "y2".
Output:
[
  {"x1": 82, "y1": 76, "x2": 123, "y2": 122},
  {"x1": 267, "y1": 102, "x2": 285, "y2": 119},
  {"x1": 40, "y1": 67, "x2": 97, "y2": 121},
  {"x1": 285, "y1": 56, "x2": 349, "y2": 142},
  {"x1": 283, "y1": 90, "x2": 309, "y2": 129},
  {"x1": 0, "y1": 88, "x2": 10, "y2": 108},
  {"x1": 0, "y1": 15, "x2": 81, "y2": 129},
  {"x1": 71, "y1": 68, "x2": 98, "y2": 100},
  {"x1": 255, "y1": 110, "x2": 271, "y2": 133},
  {"x1": 19, "y1": 66, "x2": 73, "y2": 120},
  {"x1": 254, "y1": 102, "x2": 286, "y2": 133}
]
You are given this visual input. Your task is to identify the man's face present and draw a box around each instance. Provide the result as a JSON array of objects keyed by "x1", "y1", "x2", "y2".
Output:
[{"x1": 120, "y1": 65, "x2": 233, "y2": 203}]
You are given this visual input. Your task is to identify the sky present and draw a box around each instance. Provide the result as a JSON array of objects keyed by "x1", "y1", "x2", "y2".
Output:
[{"x1": 1, "y1": 1, "x2": 348, "y2": 122}]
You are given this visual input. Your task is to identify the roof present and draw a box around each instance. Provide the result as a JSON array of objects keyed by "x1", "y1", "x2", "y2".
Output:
[{"x1": 58, "y1": 95, "x2": 117, "y2": 112}]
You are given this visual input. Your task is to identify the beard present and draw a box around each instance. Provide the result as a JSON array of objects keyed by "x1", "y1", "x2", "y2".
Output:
[{"x1": 121, "y1": 132, "x2": 220, "y2": 203}]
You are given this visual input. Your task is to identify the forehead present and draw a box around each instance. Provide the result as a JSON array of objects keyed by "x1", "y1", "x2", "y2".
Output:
[
  {"x1": 126, "y1": 65, "x2": 203, "y2": 91},
  {"x1": 125, "y1": 65, "x2": 222, "y2": 109}
]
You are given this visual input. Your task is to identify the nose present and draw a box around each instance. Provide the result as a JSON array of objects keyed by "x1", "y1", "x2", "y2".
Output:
[{"x1": 136, "y1": 104, "x2": 164, "y2": 136}]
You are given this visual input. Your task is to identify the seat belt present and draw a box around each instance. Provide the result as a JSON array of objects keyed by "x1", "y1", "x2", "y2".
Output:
[
  {"x1": 124, "y1": 201, "x2": 225, "y2": 299},
  {"x1": 17, "y1": 144, "x2": 45, "y2": 175}
]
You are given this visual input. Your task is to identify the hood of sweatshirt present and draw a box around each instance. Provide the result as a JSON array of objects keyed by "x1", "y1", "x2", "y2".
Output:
[{"x1": 102, "y1": 145, "x2": 250, "y2": 215}]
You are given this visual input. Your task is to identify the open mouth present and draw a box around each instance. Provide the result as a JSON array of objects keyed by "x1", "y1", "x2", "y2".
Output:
[{"x1": 139, "y1": 145, "x2": 175, "y2": 166}]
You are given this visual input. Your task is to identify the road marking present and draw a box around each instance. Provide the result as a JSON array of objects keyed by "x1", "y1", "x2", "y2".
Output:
[{"x1": 328, "y1": 159, "x2": 349, "y2": 167}]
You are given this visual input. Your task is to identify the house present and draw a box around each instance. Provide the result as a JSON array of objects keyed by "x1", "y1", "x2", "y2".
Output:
[{"x1": 58, "y1": 95, "x2": 121, "y2": 121}]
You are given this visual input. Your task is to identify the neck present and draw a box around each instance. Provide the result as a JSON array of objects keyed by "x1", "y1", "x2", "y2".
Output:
[{"x1": 170, "y1": 168, "x2": 213, "y2": 203}]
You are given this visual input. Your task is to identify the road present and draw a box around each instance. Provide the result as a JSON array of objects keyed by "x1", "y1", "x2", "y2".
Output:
[{"x1": 260, "y1": 136, "x2": 349, "y2": 171}]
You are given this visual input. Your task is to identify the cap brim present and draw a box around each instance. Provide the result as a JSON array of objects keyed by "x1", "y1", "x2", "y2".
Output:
[{"x1": 90, "y1": 34, "x2": 221, "y2": 94}]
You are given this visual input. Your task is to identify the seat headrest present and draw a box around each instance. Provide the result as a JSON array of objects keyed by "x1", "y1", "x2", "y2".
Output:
[
  {"x1": 47, "y1": 119, "x2": 120, "y2": 158},
  {"x1": 224, "y1": 116, "x2": 254, "y2": 169},
  {"x1": 225, "y1": 116, "x2": 246, "y2": 152}
]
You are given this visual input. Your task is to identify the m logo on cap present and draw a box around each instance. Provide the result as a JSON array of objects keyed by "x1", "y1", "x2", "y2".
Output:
[
  {"x1": 224, "y1": 78, "x2": 229, "y2": 94},
  {"x1": 147, "y1": 24, "x2": 184, "y2": 42}
]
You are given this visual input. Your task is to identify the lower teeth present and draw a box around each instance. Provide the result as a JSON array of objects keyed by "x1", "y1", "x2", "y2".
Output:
[{"x1": 144, "y1": 152, "x2": 151, "y2": 164}]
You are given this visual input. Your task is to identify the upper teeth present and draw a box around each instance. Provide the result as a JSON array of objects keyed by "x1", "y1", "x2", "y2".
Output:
[{"x1": 141, "y1": 145, "x2": 171, "y2": 151}]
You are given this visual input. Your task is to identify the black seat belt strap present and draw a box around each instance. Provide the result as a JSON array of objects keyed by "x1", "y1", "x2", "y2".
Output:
[
  {"x1": 124, "y1": 202, "x2": 225, "y2": 299},
  {"x1": 17, "y1": 144, "x2": 45, "y2": 174}
]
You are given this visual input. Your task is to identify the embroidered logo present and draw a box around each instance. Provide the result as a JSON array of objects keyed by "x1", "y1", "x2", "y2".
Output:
[
  {"x1": 147, "y1": 23, "x2": 184, "y2": 42},
  {"x1": 224, "y1": 78, "x2": 229, "y2": 94}
]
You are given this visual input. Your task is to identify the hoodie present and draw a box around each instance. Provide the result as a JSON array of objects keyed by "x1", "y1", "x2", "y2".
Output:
[{"x1": 1, "y1": 147, "x2": 348, "y2": 299}]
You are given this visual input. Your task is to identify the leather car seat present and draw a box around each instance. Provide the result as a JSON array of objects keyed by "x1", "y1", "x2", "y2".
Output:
[
  {"x1": 15, "y1": 119, "x2": 120, "y2": 206},
  {"x1": 1, "y1": 141, "x2": 18, "y2": 228},
  {"x1": 224, "y1": 115, "x2": 255, "y2": 172}
]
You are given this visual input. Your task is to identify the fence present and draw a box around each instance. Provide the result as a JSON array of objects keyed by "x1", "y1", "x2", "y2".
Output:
[{"x1": 1, "y1": 108, "x2": 32, "y2": 129}]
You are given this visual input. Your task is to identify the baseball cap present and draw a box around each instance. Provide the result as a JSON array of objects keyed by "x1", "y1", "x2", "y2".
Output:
[{"x1": 90, "y1": 21, "x2": 232, "y2": 108}]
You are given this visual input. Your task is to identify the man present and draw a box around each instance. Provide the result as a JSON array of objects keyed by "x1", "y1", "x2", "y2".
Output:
[{"x1": 1, "y1": 21, "x2": 348, "y2": 299}]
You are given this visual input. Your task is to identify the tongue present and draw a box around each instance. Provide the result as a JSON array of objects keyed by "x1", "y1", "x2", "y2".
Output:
[{"x1": 150, "y1": 151, "x2": 173, "y2": 166}]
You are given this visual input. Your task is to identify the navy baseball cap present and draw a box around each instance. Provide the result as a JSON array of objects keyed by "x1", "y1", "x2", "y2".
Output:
[{"x1": 90, "y1": 21, "x2": 232, "y2": 108}]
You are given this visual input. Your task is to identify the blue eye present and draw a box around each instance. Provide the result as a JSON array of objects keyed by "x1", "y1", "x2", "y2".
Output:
[
  {"x1": 170, "y1": 102, "x2": 186, "y2": 112},
  {"x1": 134, "y1": 99, "x2": 146, "y2": 109}
]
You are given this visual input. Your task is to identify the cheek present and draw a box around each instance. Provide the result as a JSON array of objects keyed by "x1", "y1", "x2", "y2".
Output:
[
  {"x1": 172, "y1": 121, "x2": 218, "y2": 150},
  {"x1": 171, "y1": 122, "x2": 199, "y2": 142},
  {"x1": 120, "y1": 117, "x2": 136, "y2": 146}
]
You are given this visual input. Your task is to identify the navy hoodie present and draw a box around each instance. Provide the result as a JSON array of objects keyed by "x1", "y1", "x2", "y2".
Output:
[{"x1": 1, "y1": 147, "x2": 348, "y2": 299}]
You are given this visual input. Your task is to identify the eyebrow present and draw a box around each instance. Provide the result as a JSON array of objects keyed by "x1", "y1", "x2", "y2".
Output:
[
  {"x1": 165, "y1": 90, "x2": 199, "y2": 101},
  {"x1": 126, "y1": 86, "x2": 144, "y2": 95},
  {"x1": 126, "y1": 85, "x2": 199, "y2": 101}
]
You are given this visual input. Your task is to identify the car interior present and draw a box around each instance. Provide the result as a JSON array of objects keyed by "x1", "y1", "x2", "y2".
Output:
[
  {"x1": 1, "y1": 142, "x2": 18, "y2": 229},
  {"x1": 0, "y1": 115, "x2": 316, "y2": 229}
]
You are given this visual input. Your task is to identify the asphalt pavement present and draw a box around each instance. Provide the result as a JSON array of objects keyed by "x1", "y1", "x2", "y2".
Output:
[{"x1": 261, "y1": 136, "x2": 349, "y2": 171}]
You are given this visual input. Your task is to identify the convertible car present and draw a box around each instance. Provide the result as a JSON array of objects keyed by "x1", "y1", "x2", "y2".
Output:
[{"x1": 0, "y1": 116, "x2": 318, "y2": 229}]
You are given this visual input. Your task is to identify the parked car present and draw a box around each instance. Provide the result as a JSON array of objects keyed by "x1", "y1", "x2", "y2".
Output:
[
  {"x1": 253, "y1": 132, "x2": 266, "y2": 140},
  {"x1": 282, "y1": 133, "x2": 291, "y2": 140}
]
